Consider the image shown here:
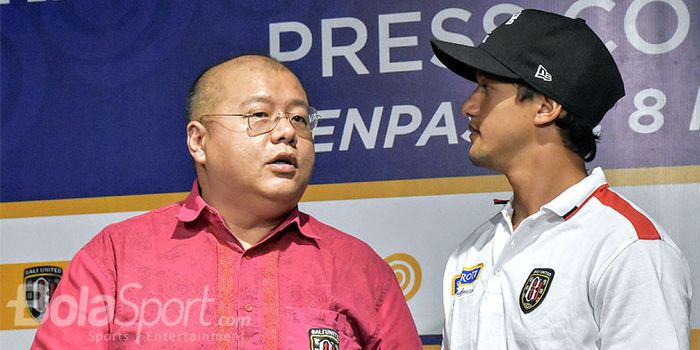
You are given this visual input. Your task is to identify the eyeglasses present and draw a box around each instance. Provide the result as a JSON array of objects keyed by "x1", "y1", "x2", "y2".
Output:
[{"x1": 198, "y1": 107, "x2": 321, "y2": 138}]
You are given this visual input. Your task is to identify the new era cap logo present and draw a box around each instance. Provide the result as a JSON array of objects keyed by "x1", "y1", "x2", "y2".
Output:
[
  {"x1": 535, "y1": 65, "x2": 552, "y2": 81},
  {"x1": 505, "y1": 12, "x2": 521, "y2": 25}
]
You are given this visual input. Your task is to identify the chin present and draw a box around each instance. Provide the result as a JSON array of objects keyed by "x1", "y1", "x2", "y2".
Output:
[
  {"x1": 468, "y1": 150, "x2": 491, "y2": 169},
  {"x1": 262, "y1": 181, "x2": 307, "y2": 201},
  {"x1": 468, "y1": 149, "x2": 483, "y2": 166}
]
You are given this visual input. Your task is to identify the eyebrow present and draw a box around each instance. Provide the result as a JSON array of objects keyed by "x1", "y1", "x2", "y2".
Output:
[
  {"x1": 476, "y1": 71, "x2": 493, "y2": 82},
  {"x1": 239, "y1": 95, "x2": 308, "y2": 109},
  {"x1": 287, "y1": 99, "x2": 308, "y2": 109}
]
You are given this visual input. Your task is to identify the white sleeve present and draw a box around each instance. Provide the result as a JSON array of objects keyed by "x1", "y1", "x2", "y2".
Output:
[{"x1": 593, "y1": 239, "x2": 692, "y2": 350}]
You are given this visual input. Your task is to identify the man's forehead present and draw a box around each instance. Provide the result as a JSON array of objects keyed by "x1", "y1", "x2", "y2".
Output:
[
  {"x1": 475, "y1": 70, "x2": 498, "y2": 82},
  {"x1": 476, "y1": 70, "x2": 520, "y2": 85},
  {"x1": 194, "y1": 56, "x2": 308, "y2": 113},
  {"x1": 212, "y1": 71, "x2": 307, "y2": 110},
  {"x1": 201, "y1": 57, "x2": 287, "y2": 91}
]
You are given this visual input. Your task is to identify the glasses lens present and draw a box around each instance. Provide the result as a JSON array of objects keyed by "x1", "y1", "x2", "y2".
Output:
[
  {"x1": 308, "y1": 106, "x2": 321, "y2": 131},
  {"x1": 247, "y1": 112, "x2": 275, "y2": 134},
  {"x1": 245, "y1": 108, "x2": 321, "y2": 138}
]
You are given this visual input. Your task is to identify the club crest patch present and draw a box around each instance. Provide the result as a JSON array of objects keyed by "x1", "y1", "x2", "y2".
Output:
[
  {"x1": 451, "y1": 263, "x2": 483, "y2": 297},
  {"x1": 519, "y1": 268, "x2": 555, "y2": 314},
  {"x1": 24, "y1": 265, "x2": 63, "y2": 321},
  {"x1": 309, "y1": 328, "x2": 339, "y2": 350}
]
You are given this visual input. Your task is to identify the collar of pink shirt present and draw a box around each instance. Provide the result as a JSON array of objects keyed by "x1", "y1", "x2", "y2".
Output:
[{"x1": 174, "y1": 181, "x2": 321, "y2": 248}]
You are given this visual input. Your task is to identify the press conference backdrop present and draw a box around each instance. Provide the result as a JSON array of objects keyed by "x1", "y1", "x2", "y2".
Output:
[{"x1": 1, "y1": 0, "x2": 698, "y2": 348}]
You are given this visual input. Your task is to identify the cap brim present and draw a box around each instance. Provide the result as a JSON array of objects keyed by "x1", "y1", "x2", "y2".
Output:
[{"x1": 431, "y1": 39, "x2": 519, "y2": 82}]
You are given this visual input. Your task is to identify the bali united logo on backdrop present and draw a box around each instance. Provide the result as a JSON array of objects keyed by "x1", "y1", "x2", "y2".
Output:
[
  {"x1": 24, "y1": 266, "x2": 63, "y2": 321},
  {"x1": 519, "y1": 268, "x2": 555, "y2": 314}
]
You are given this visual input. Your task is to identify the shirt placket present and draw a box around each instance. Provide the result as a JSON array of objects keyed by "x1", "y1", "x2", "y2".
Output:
[
  {"x1": 477, "y1": 222, "x2": 510, "y2": 349},
  {"x1": 208, "y1": 221, "x2": 244, "y2": 350},
  {"x1": 209, "y1": 219, "x2": 284, "y2": 350},
  {"x1": 499, "y1": 212, "x2": 561, "y2": 348},
  {"x1": 237, "y1": 249, "x2": 263, "y2": 349},
  {"x1": 236, "y1": 243, "x2": 281, "y2": 349},
  {"x1": 478, "y1": 211, "x2": 547, "y2": 349}
]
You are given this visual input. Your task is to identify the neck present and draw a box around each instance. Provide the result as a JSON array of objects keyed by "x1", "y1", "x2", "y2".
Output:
[
  {"x1": 197, "y1": 177, "x2": 294, "y2": 250},
  {"x1": 504, "y1": 149, "x2": 587, "y2": 230},
  {"x1": 217, "y1": 205, "x2": 290, "y2": 250}
]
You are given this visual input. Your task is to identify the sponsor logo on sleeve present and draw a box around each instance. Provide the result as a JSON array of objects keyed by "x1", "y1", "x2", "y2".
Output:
[
  {"x1": 451, "y1": 263, "x2": 483, "y2": 297},
  {"x1": 309, "y1": 328, "x2": 339, "y2": 350},
  {"x1": 519, "y1": 268, "x2": 555, "y2": 314}
]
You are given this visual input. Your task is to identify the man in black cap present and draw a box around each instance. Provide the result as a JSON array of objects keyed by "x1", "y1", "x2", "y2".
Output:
[{"x1": 432, "y1": 9, "x2": 691, "y2": 350}]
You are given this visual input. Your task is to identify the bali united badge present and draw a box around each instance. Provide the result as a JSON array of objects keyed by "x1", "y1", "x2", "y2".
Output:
[
  {"x1": 519, "y1": 268, "x2": 554, "y2": 314},
  {"x1": 24, "y1": 265, "x2": 63, "y2": 321},
  {"x1": 309, "y1": 328, "x2": 340, "y2": 350}
]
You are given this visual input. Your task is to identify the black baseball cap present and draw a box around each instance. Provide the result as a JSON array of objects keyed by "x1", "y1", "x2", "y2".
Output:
[{"x1": 431, "y1": 9, "x2": 625, "y2": 127}]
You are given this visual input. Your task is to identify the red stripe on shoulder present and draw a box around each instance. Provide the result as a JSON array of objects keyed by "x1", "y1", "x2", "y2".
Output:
[
  {"x1": 593, "y1": 186, "x2": 661, "y2": 240},
  {"x1": 563, "y1": 184, "x2": 608, "y2": 221}
]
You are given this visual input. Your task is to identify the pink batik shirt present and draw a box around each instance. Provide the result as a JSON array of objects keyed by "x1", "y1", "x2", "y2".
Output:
[{"x1": 32, "y1": 182, "x2": 422, "y2": 349}]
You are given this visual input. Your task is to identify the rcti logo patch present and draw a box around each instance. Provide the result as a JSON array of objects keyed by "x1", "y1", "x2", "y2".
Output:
[
  {"x1": 309, "y1": 328, "x2": 339, "y2": 350},
  {"x1": 519, "y1": 268, "x2": 555, "y2": 314},
  {"x1": 451, "y1": 263, "x2": 483, "y2": 297},
  {"x1": 24, "y1": 265, "x2": 63, "y2": 321}
]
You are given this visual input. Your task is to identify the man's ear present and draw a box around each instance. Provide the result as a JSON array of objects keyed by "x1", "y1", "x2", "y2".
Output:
[
  {"x1": 187, "y1": 121, "x2": 207, "y2": 165},
  {"x1": 534, "y1": 95, "x2": 564, "y2": 126}
]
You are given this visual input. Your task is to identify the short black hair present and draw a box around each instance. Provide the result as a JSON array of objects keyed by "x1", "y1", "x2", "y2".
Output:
[{"x1": 515, "y1": 83, "x2": 599, "y2": 162}]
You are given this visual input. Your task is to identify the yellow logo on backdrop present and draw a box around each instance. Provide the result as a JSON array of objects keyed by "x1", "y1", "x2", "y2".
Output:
[{"x1": 384, "y1": 253, "x2": 422, "y2": 301}]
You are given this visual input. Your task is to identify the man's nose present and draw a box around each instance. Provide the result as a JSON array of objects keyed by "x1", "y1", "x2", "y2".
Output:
[
  {"x1": 461, "y1": 92, "x2": 480, "y2": 118},
  {"x1": 269, "y1": 114, "x2": 297, "y2": 145}
]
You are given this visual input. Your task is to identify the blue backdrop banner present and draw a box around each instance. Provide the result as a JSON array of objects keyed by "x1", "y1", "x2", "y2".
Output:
[{"x1": 2, "y1": 0, "x2": 699, "y2": 202}]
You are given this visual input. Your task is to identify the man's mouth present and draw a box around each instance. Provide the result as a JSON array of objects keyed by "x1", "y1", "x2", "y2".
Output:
[{"x1": 268, "y1": 153, "x2": 298, "y2": 170}]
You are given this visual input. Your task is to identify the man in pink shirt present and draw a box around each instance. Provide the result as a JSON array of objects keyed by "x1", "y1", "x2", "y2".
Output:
[{"x1": 32, "y1": 55, "x2": 422, "y2": 349}]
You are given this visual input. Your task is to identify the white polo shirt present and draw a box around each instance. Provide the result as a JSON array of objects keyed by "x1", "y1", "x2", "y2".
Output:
[{"x1": 442, "y1": 168, "x2": 692, "y2": 350}]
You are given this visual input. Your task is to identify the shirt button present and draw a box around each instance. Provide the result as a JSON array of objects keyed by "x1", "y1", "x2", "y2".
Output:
[
  {"x1": 244, "y1": 255, "x2": 252, "y2": 260},
  {"x1": 244, "y1": 304, "x2": 253, "y2": 312},
  {"x1": 495, "y1": 269, "x2": 503, "y2": 276}
]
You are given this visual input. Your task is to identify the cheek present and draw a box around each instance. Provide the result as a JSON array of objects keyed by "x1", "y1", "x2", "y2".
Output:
[
  {"x1": 211, "y1": 137, "x2": 257, "y2": 166},
  {"x1": 481, "y1": 103, "x2": 514, "y2": 131},
  {"x1": 298, "y1": 143, "x2": 316, "y2": 171}
]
